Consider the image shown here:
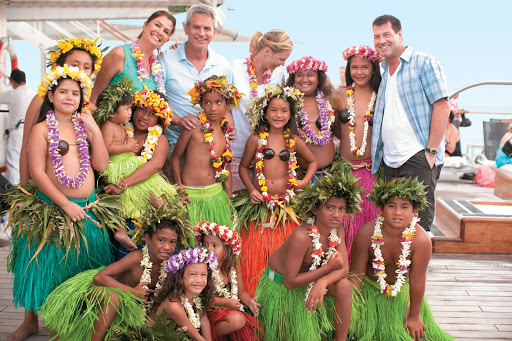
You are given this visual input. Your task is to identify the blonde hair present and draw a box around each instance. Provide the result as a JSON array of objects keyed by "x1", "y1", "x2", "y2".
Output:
[{"x1": 249, "y1": 29, "x2": 293, "y2": 55}]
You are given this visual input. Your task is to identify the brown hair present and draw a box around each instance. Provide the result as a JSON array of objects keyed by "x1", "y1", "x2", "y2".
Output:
[
  {"x1": 249, "y1": 29, "x2": 293, "y2": 55},
  {"x1": 372, "y1": 14, "x2": 402, "y2": 33},
  {"x1": 138, "y1": 10, "x2": 177, "y2": 38}
]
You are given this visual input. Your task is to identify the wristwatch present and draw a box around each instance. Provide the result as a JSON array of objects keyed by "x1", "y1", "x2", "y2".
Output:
[{"x1": 425, "y1": 147, "x2": 438, "y2": 157}]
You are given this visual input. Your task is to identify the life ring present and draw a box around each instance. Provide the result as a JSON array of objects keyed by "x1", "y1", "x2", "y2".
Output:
[{"x1": 0, "y1": 38, "x2": 19, "y2": 80}]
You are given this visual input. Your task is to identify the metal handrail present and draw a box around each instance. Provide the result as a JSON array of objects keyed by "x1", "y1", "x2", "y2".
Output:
[{"x1": 449, "y1": 81, "x2": 512, "y2": 99}]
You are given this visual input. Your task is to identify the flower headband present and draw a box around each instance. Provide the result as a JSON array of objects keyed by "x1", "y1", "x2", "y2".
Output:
[
  {"x1": 38, "y1": 65, "x2": 93, "y2": 103},
  {"x1": 48, "y1": 35, "x2": 106, "y2": 74},
  {"x1": 164, "y1": 247, "x2": 218, "y2": 274},
  {"x1": 93, "y1": 77, "x2": 134, "y2": 125},
  {"x1": 367, "y1": 177, "x2": 428, "y2": 212},
  {"x1": 342, "y1": 45, "x2": 383, "y2": 63},
  {"x1": 286, "y1": 56, "x2": 328, "y2": 75},
  {"x1": 133, "y1": 87, "x2": 173, "y2": 127},
  {"x1": 194, "y1": 221, "x2": 242, "y2": 256},
  {"x1": 187, "y1": 76, "x2": 244, "y2": 109},
  {"x1": 248, "y1": 84, "x2": 303, "y2": 131}
]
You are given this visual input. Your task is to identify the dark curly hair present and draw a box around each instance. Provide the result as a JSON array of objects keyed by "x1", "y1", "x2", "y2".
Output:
[
  {"x1": 252, "y1": 96, "x2": 299, "y2": 136},
  {"x1": 149, "y1": 264, "x2": 215, "y2": 315},
  {"x1": 198, "y1": 235, "x2": 236, "y2": 278}
]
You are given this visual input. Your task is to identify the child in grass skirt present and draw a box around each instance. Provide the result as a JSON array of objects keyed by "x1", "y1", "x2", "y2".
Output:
[{"x1": 349, "y1": 177, "x2": 454, "y2": 340}]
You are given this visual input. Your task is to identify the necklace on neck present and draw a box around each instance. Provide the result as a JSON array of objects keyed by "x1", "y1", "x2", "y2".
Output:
[
  {"x1": 297, "y1": 89, "x2": 335, "y2": 145},
  {"x1": 346, "y1": 84, "x2": 376, "y2": 157},
  {"x1": 180, "y1": 295, "x2": 203, "y2": 329},
  {"x1": 245, "y1": 55, "x2": 271, "y2": 97},
  {"x1": 130, "y1": 38, "x2": 165, "y2": 93},
  {"x1": 139, "y1": 245, "x2": 167, "y2": 312}
]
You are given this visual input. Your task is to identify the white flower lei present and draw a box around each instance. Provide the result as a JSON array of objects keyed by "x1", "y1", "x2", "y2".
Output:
[
  {"x1": 125, "y1": 123, "x2": 162, "y2": 163},
  {"x1": 304, "y1": 226, "x2": 341, "y2": 301},
  {"x1": 371, "y1": 215, "x2": 418, "y2": 297},
  {"x1": 346, "y1": 85, "x2": 377, "y2": 157},
  {"x1": 140, "y1": 245, "x2": 167, "y2": 312},
  {"x1": 180, "y1": 295, "x2": 203, "y2": 329},
  {"x1": 212, "y1": 267, "x2": 244, "y2": 311}
]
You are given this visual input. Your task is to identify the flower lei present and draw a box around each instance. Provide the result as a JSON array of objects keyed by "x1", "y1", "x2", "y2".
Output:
[
  {"x1": 194, "y1": 221, "x2": 242, "y2": 256},
  {"x1": 342, "y1": 45, "x2": 383, "y2": 63},
  {"x1": 187, "y1": 76, "x2": 243, "y2": 109},
  {"x1": 46, "y1": 110, "x2": 91, "y2": 188},
  {"x1": 286, "y1": 56, "x2": 328, "y2": 74},
  {"x1": 38, "y1": 65, "x2": 92, "y2": 103},
  {"x1": 255, "y1": 128, "x2": 298, "y2": 209},
  {"x1": 48, "y1": 36, "x2": 104, "y2": 74},
  {"x1": 125, "y1": 122, "x2": 162, "y2": 162},
  {"x1": 297, "y1": 89, "x2": 335, "y2": 145},
  {"x1": 165, "y1": 247, "x2": 218, "y2": 275},
  {"x1": 140, "y1": 245, "x2": 167, "y2": 312},
  {"x1": 180, "y1": 295, "x2": 203, "y2": 329},
  {"x1": 198, "y1": 113, "x2": 233, "y2": 183},
  {"x1": 212, "y1": 267, "x2": 244, "y2": 311},
  {"x1": 133, "y1": 87, "x2": 173, "y2": 127},
  {"x1": 130, "y1": 38, "x2": 165, "y2": 94},
  {"x1": 245, "y1": 55, "x2": 271, "y2": 97},
  {"x1": 304, "y1": 226, "x2": 341, "y2": 300},
  {"x1": 346, "y1": 84, "x2": 377, "y2": 157},
  {"x1": 371, "y1": 215, "x2": 418, "y2": 297}
]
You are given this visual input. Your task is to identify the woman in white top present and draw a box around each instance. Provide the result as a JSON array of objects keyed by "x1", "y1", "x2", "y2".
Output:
[{"x1": 230, "y1": 29, "x2": 293, "y2": 190}]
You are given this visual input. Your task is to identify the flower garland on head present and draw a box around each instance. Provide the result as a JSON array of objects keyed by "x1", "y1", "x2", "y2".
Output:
[
  {"x1": 345, "y1": 84, "x2": 377, "y2": 157},
  {"x1": 133, "y1": 87, "x2": 173, "y2": 127},
  {"x1": 140, "y1": 245, "x2": 167, "y2": 312},
  {"x1": 371, "y1": 215, "x2": 418, "y2": 296},
  {"x1": 304, "y1": 226, "x2": 341, "y2": 300},
  {"x1": 46, "y1": 110, "x2": 91, "y2": 188},
  {"x1": 342, "y1": 45, "x2": 383, "y2": 63},
  {"x1": 194, "y1": 221, "x2": 242, "y2": 256},
  {"x1": 255, "y1": 128, "x2": 299, "y2": 210},
  {"x1": 296, "y1": 89, "x2": 335, "y2": 145},
  {"x1": 245, "y1": 55, "x2": 272, "y2": 97},
  {"x1": 47, "y1": 35, "x2": 105, "y2": 74},
  {"x1": 286, "y1": 56, "x2": 328, "y2": 74},
  {"x1": 38, "y1": 65, "x2": 93, "y2": 103},
  {"x1": 130, "y1": 38, "x2": 165, "y2": 93},
  {"x1": 164, "y1": 247, "x2": 218, "y2": 275},
  {"x1": 198, "y1": 113, "x2": 233, "y2": 183},
  {"x1": 187, "y1": 76, "x2": 244, "y2": 109},
  {"x1": 124, "y1": 122, "x2": 163, "y2": 163}
]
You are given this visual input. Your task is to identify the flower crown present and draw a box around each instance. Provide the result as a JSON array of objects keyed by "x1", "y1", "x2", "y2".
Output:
[
  {"x1": 48, "y1": 35, "x2": 106, "y2": 74},
  {"x1": 93, "y1": 77, "x2": 134, "y2": 125},
  {"x1": 286, "y1": 56, "x2": 328, "y2": 75},
  {"x1": 248, "y1": 84, "x2": 303, "y2": 131},
  {"x1": 133, "y1": 87, "x2": 173, "y2": 127},
  {"x1": 187, "y1": 76, "x2": 244, "y2": 109},
  {"x1": 296, "y1": 161, "x2": 364, "y2": 221},
  {"x1": 38, "y1": 65, "x2": 93, "y2": 103},
  {"x1": 164, "y1": 247, "x2": 218, "y2": 274},
  {"x1": 194, "y1": 221, "x2": 242, "y2": 256},
  {"x1": 367, "y1": 177, "x2": 428, "y2": 212},
  {"x1": 342, "y1": 45, "x2": 383, "y2": 63}
]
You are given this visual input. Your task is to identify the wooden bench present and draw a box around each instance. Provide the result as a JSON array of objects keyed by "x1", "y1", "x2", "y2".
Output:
[{"x1": 494, "y1": 165, "x2": 512, "y2": 200}]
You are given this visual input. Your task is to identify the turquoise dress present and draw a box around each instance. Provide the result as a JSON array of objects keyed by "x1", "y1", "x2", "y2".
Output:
[{"x1": 109, "y1": 43, "x2": 157, "y2": 91}]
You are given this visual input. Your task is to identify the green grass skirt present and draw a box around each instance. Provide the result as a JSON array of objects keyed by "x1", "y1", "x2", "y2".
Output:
[
  {"x1": 40, "y1": 267, "x2": 146, "y2": 340},
  {"x1": 255, "y1": 266, "x2": 335, "y2": 341},
  {"x1": 102, "y1": 152, "x2": 178, "y2": 219},
  {"x1": 9, "y1": 190, "x2": 113, "y2": 312},
  {"x1": 183, "y1": 182, "x2": 234, "y2": 228},
  {"x1": 348, "y1": 276, "x2": 454, "y2": 341}
]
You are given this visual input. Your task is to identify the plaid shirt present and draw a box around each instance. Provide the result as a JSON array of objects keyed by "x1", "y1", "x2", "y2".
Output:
[{"x1": 371, "y1": 46, "x2": 448, "y2": 174}]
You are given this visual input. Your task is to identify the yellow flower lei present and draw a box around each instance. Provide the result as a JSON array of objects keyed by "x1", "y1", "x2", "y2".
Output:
[
  {"x1": 48, "y1": 36, "x2": 104, "y2": 74},
  {"x1": 125, "y1": 122, "x2": 162, "y2": 163},
  {"x1": 38, "y1": 65, "x2": 93, "y2": 103},
  {"x1": 133, "y1": 87, "x2": 173, "y2": 127}
]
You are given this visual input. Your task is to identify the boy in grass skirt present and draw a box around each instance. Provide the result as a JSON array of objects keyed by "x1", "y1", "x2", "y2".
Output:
[
  {"x1": 255, "y1": 169, "x2": 364, "y2": 341},
  {"x1": 349, "y1": 177, "x2": 454, "y2": 340},
  {"x1": 40, "y1": 207, "x2": 194, "y2": 341}
]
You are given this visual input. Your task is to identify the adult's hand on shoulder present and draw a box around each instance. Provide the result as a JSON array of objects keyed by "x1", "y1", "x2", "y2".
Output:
[
  {"x1": 180, "y1": 114, "x2": 201, "y2": 130},
  {"x1": 168, "y1": 42, "x2": 181, "y2": 50}
]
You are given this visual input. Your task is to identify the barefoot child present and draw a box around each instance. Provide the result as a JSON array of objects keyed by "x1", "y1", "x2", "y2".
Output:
[
  {"x1": 101, "y1": 87, "x2": 179, "y2": 258},
  {"x1": 195, "y1": 221, "x2": 263, "y2": 340},
  {"x1": 336, "y1": 45, "x2": 383, "y2": 258},
  {"x1": 233, "y1": 84, "x2": 318, "y2": 294},
  {"x1": 171, "y1": 76, "x2": 242, "y2": 227},
  {"x1": 149, "y1": 247, "x2": 219, "y2": 341},
  {"x1": 255, "y1": 169, "x2": 363, "y2": 341},
  {"x1": 285, "y1": 57, "x2": 337, "y2": 182},
  {"x1": 40, "y1": 209, "x2": 192, "y2": 340},
  {"x1": 349, "y1": 177, "x2": 454, "y2": 341},
  {"x1": 6, "y1": 65, "x2": 115, "y2": 341}
]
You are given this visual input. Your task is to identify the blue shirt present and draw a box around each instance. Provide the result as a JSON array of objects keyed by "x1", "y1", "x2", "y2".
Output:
[
  {"x1": 158, "y1": 42, "x2": 234, "y2": 144},
  {"x1": 371, "y1": 46, "x2": 448, "y2": 174}
]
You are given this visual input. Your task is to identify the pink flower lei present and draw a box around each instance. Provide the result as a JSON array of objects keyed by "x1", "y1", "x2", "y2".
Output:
[
  {"x1": 130, "y1": 38, "x2": 165, "y2": 94},
  {"x1": 296, "y1": 89, "x2": 335, "y2": 145},
  {"x1": 46, "y1": 110, "x2": 91, "y2": 188},
  {"x1": 245, "y1": 55, "x2": 271, "y2": 97},
  {"x1": 286, "y1": 56, "x2": 328, "y2": 74},
  {"x1": 342, "y1": 45, "x2": 383, "y2": 63}
]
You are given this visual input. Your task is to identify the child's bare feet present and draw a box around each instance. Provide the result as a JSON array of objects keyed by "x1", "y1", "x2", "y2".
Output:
[
  {"x1": 149, "y1": 193, "x2": 166, "y2": 210},
  {"x1": 7, "y1": 311, "x2": 39, "y2": 341},
  {"x1": 114, "y1": 229, "x2": 137, "y2": 251}
]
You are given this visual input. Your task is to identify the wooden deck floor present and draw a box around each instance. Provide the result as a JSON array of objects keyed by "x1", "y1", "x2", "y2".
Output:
[{"x1": 1, "y1": 244, "x2": 511, "y2": 340}]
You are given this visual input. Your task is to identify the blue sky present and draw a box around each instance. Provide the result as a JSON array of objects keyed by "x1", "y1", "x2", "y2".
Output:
[{"x1": 10, "y1": 0, "x2": 512, "y2": 151}]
